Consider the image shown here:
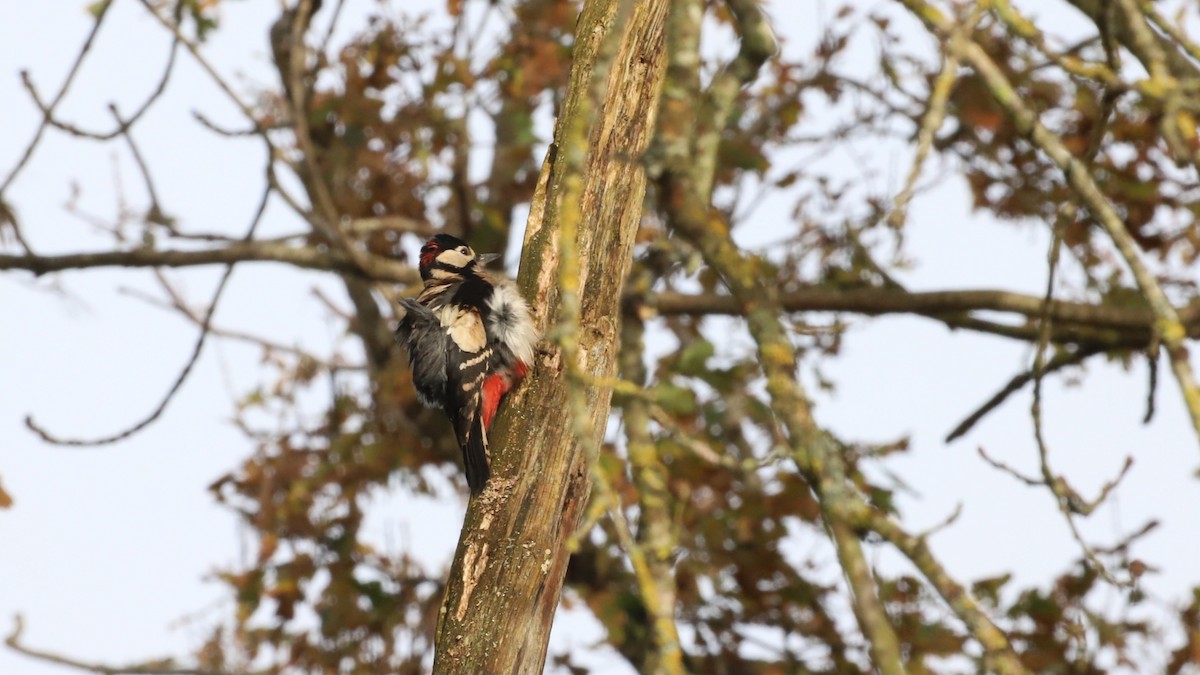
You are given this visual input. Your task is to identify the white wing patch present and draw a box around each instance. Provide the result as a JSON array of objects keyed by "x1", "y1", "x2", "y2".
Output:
[
  {"x1": 460, "y1": 350, "x2": 491, "y2": 370},
  {"x1": 486, "y1": 282, "x2": 539, "y2": 365},
  {"x1": 436, "y1": 305, "x2": 488, "y2": 353}
]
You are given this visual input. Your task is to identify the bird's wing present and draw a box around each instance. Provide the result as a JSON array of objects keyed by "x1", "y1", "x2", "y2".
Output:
[{"x1": 395, "y1": 298, "x2": 449, "y2": 407}]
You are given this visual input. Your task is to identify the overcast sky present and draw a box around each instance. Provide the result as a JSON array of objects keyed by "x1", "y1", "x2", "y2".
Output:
[{"x1": 2, "y1": 1, "x2": 1198, "y2": 674}]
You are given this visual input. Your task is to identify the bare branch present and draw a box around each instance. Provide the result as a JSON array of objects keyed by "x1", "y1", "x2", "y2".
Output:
[
  {"x1": 0, "y1": 242, "x2": 418, "y2": 284},
  {"x1": 862, "y1": 507, "x2": 1028, "y2": 674},
  {"x1": 120, "y1": 279, "x2": 364, "y2": 371},
  {"x1": 19, "y1": 2, "x2": 183, "y2": 143},
  {"x1": 654, "y1": 287, "x2": 1178, "y2": 330},
  {"x1": 190, "y1": 112, "x2": 272, "y2": 138},
  {"x1": 653, "y1": 286, "x2": 1199, "y2": 348},
  {"x1": 1064, "y1": 0, "x2": 1200, "y2": 80},
  {"x1": 134, "y1": 0, "x2": 268, "y2": 141},
  {"x1": 0, "y1": 0, "x2": 118, "y2": 256},
  {"x1": 5, "y1": 615, "x2": 260, "y2": 675},
  {"x1": 946, "y1": 345, "x2": 1105, "y2": 442},
  {"x1": 902, "y1": 0, "x2": 1200, "y2": 448},
  {"x1": 23, "y1": 175, "x2": 273, "y2": 446},
  {"x1": 0, "y1": 1, "x2": 114, "y2": 198},
  {"x1": 109, "y1": 104, "x2": 167, "y2": 224},
  {"x1": 977, "y1": 446, "x2": 1042, "y2": 487},
  {"x1": 916, "y1": 502, "x2": 964, "y2": 540},
  {"x1": 8, "y1": 243, "x2": 1190, "y2": 354}
]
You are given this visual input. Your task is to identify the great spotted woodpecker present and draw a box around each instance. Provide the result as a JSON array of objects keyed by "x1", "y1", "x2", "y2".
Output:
[{"x1": 394, "y1": 234, "x2": 539, "y2": 492}]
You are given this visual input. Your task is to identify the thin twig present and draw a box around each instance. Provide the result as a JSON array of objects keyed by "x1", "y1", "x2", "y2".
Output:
[
  {"x1": 191, "y1": 112, "x2": 284, "y2": 137},
  {"x1": 1144, "y1": 347, "x2": 1159, "y2": 423},
  {"x1": 946, "y1": 345, "x2": 1107, "y2": 443},
  {"x1": 109, "y1": 105, "x2": 167, "y2": 224},
  {"x1": 0, "y1": 1, "x2": 114, "y2": 197},
  {"x1": 905, "y1": 0, "x2": 1200, "y2": 450},
  {"x1": 316, "y1": 0, "x2": 348, "y2": 64},
  {"x1": 1142, "y1": 3, "x2": 1200, "y2": 66},
  {"x1": 120, "y1": 282, "x2": 363, "y2": 371},
  {"x1": 889, "y1": 7, "x2": 980, "y2": 228},
  {"x1": 0, "y1": 0, "x2": 118, "y2": 255},
  {"x1": 5, "y1": 615, "x2": 265, "y2": 675},
  {"x1": 977, "y1": 446, "x2": 1042, "y2": 487},
  {"x1": 20, "y1": 1, "x2": 184, "y2": 143},
  {"x1": 1022, "y1": 55, "x2": 1132, "y2": 587},
  {"x1": 24, "y1": 175, "x2": 273, "y2": 446},
  {"x1": 915, "y1": 503, "x2": 963, "y2": 540},
  {"x1": 134, "y1": 0, "x2": 266, "y2": 139}
]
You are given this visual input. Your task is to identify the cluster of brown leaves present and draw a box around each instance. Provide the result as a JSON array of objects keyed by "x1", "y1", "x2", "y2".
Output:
[
  {"x1": 946, "y1": 21, "x2": 1200, "y2": 281},
  {"x1": 179, "y1": 1, "x2": 1200, "y2": 674}
]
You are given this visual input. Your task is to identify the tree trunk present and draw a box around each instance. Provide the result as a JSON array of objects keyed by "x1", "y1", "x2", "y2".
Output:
[{"x1": 431, "y1": 1, "x2": 669, "y2": 673}]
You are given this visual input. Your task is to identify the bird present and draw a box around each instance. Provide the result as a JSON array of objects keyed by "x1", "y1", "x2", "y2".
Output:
[{"x1": 394, "y1": 233, "x2": 539, "y2": 492}]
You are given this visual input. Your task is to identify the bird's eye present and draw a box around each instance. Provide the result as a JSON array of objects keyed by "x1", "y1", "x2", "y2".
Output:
[{"x1": 457, "y1": 246, "x2": 470, "y2": 255}]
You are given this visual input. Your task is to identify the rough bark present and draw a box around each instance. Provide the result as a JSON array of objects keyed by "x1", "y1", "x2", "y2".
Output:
[{"x1": 430, "y1": 2, "x2": 669, "y2": 673}]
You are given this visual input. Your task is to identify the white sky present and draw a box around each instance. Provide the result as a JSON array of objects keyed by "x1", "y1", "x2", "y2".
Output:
[{"x1": 2, "y1": 1, "x2": 1197, "y2": 674}]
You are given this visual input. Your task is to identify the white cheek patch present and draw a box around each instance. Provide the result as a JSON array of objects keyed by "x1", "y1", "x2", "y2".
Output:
[{"x1": 436, "y1": 249, "x2": 473, "y2": 269}]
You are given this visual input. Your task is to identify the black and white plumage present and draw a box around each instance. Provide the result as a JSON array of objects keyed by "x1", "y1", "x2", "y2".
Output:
[{"x1": 394, "y1": 234, "x2": 539, "y2": 492}]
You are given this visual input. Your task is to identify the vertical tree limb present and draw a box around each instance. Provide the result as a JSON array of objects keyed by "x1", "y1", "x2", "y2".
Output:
[
  {"x1": 431, "y1": 2, "x2": 669, "y2": 672},
  {"x1": 618, "y1": 265, "x2": 685, "y2": 675},
  {"x1": 656, "y1": 2, "x2": 908, "y2": 672},
  {"x1": 270, "y1": 0, "x2": 395, "y2": 370}
]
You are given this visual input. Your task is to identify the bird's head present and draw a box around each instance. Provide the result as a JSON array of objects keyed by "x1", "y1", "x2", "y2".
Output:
[{"x1": 417, "y1": 234, "x2": 499, "y2": 281}]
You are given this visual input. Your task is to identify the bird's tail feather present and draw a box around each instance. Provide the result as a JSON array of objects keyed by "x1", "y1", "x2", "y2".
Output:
[{"x1": 460, "y1": 412, "x2": 490, "y2": 493}]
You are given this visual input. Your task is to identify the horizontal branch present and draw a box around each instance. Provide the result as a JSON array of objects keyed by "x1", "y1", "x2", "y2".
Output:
[
  {"x1": 651, "y1": 287, "x2": 1200, "y2": 345},
  {"x1": 5, "y1": 615, "x2": 256, "y2": 675},
  {"x1": 7, "y1": 246, "x2": 1198, "y2": 350},
  {"x1": 0, "y1": 242, "x2": 419, "y2": 284}
]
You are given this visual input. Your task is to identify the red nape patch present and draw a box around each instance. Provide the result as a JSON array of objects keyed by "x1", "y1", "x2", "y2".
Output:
[
  {"x1": 482, "y1": 374, "x2": 509, "y2": 431},
  {"x1": 419, "y1": 248, "x2": 437, "y2": 270}
]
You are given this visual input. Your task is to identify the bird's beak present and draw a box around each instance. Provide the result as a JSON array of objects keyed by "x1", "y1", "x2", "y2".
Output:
[{"x1": 476, "y1": 253, "x2": 501, "y2": 265}]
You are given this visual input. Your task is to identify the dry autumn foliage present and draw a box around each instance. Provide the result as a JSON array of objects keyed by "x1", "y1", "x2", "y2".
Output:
[{"x1": 5, "y1": 0, "x2": 1200, "y2": 673}]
